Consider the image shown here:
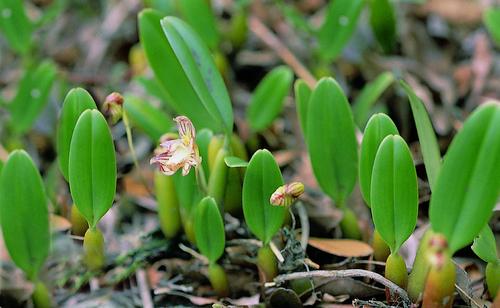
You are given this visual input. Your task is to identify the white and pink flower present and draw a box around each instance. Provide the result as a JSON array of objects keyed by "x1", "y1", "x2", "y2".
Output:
[{"x1": 150, "y1": 116, "x2": 201, "y2": 176}]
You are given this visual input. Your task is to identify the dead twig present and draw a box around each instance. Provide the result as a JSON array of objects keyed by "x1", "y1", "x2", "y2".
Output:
[
  {"x1": 136, "y1": 268, "x2": 154, "y2": 308},
  {"x1": 268, "y1": 269, "x2": 412, "y2": 305},
  {"x1": 249, "y1": 16, "x2": 317, "y2": 88}
]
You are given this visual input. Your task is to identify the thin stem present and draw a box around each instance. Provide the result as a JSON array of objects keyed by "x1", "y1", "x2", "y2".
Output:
[
  {"x1": 195, "y1": 165, "x2": 208, "y2": 194},
  {"x1": 122, "y1": 111, "x2": 153, "y2": 196},
  {"x1": 269, "y1": 269, "x2": 411, "y2": 305},
  {"x1": 249, "y1": 16, "x2": 317, "y2": 88}
]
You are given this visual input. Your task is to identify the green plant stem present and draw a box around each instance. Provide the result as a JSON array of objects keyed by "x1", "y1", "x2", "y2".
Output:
[
  {"x1": 407, "y1": 229, "x2": 434, "y2": 302},
  {"x1": 207, "y1": 148, "x2": 228, "y2": 208},
  {"x1": 195, "y1": 164, "x2": 208, "y2": 195},
  {"x1": 486, "y1": 261, "x2": 500, "y2": 298},
  {"x1": 385, "y1": 252, "x2": 408, "y2": 289},
  {"x1": 122, "y1": 110, "x2": 152, "y2": 196},
  {"x1": 83, "y1": 227, "x2": 105, "y2": 271},
  {"x1": 257, "y1": 244, "x2": 278, "y2": 282},
  {"x1": 339, "y1": 207, "x2": 362, "y2": 240},
  {"x1": 70, "y1": 204, "x2": 88, "y2": 236},
  {"x1": 208, "y1": 263, "x2": 229, "y2": 297},
  {"x1": 32, "y1": 280, "x2": 52, "y2": 308},
  {"x1": 372, "y1": 229, "x2": 390, "y2": 261},
  {"x1": 154, "y1": 171, "x2": 181, "y2": 238},
  {"x1": 422, "y1": 250, "x2": 455, "y2": 308}
]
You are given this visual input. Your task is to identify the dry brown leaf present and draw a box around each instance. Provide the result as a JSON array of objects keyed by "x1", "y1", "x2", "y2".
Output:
[
  {"x1": 416, "y1": 0, "x2": 483, "y2": 25},
  {"x1": 308, "y1": 238, "x2": 373, "y2": 258},
  {"x1": 123, "y1": 175, "x2": 150, "y2": 198},
  {"x1": 50, "y1": 214, "x2": 71, "y2": 232}
]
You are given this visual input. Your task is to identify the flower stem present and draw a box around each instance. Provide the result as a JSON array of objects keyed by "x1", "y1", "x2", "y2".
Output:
[
  {"x1": 122, "y1": 110, "x2": 152, "y2": 196},
  {"x1": 195, "y1": 164, "x2": 208, "y2": 195}
]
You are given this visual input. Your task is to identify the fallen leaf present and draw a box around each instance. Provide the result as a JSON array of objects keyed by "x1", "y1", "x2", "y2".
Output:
[
  {"x1": 416, "y1": 0, "x2": 483, "y2": 25},
  {"x1": 50, "y1": 214, "x2": 71, "y2": 232},
  {"x1": 308, "y1": 238, "x2": 373, "y2": 257}
]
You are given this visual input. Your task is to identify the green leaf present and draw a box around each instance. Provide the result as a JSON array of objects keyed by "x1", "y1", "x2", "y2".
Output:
[
  {"x1": 359, "y1": 113, "x2": 399, "y2": 207},
  {"x1": 0, "y1": 0, "x2": 33, "y2": 54},
  {"x1": 352, "y1": 72, "x2": 394, "y2": 129},
  {"x1": 123, "y1": 95, "x2": 173, "y2": 141},
  {"x1": 176, "y1": 0, "x2": 220, "y2": 50},
  {"x1": 369, "y1": 0, "x2": 397, "y2": 53},
  {"x1": 317, "y1": 0, "x2": 364, "y2": 62},
  {"x1": 430, "y1": 102, "x2": 500, "y2": 253},
  {"x1": 196, "y1": 128, "x2": 214, "y2": 178},
  {"x1": 247, "y1": 66, "x2": 294, "y2": 132},
  {"x1": 138, "y1": 10, "x2": 233, "y2": 134},
  {"x1": 135, "y1": 76, "x2": 173, "y2": 111},
  {"x1": 194, "y1": 197, "x2": 225, "y2": 263},
  {"x1": 161, "y1": 16, "x2": 233, "y2": 134},
  {"x1": 8, "y1": 61, "x2": 57, "y2": 134},
  {"x1": 306, "y1": 78, "x2": 358, "y2": 205},
  {"x1": 243, "y1": 149, "x2": 285, "y2": 244},
  {"x1": 0, "y1": 150, "x2": 49, "y2": 280},
  {"x1": 224, "y1": 156, "x2": 248, "y2": 168},
  {"x1": 371, "y1": 135, "x2": 418, "y2": 253},
  {"x1": 69, "y1": 110, "x2": 117, "y2": 228},
  {"x1": 56, "y1": 88, "x2": 97, "y2": 181},
  {"x1": 294, "y1": 79, "x2": 312, "y2": 137},
  {"x1": 400, "y1": 80, "x2": 441, "y2": 191},
  {"x1": 484, "y1": 8, "x2": 500, "y2": 46},
  {"x1": 472, "y1": 225, "x2": 498, "y2": 263}
]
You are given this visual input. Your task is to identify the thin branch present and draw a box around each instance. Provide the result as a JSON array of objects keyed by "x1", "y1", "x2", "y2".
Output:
[
  {"x1": 295, "y1": 201, "x2": 309, "y2": 250},
  {"x1": 136, "y1": 268, "x2": 154, "y2": 308},
  {"x1": 269, "y1": 269, "x2": 411, "y2": 305},
  {"x1": 249, "y1": 16, "x2": 317, "y2": 88}
]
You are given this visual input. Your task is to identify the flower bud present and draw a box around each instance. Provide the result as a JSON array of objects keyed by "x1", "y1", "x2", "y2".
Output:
[
  {"x1": 270, "y1": 182, "x2": 304, "y2": 207},
  {"x1": 103, "y1": 92, "x2": 124, "y2": 124}
]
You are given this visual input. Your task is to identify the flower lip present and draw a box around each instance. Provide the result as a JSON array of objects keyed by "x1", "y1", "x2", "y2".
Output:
[{"x1": 150, "y1": 116, "x2": 201, "y2": 176}]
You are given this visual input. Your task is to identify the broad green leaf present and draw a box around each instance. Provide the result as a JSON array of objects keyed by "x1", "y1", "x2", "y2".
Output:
[
  {"x1": 196, "y1": 128, "x2": 214, "y2": 178},
  {"x1": 224, "y1": 156, "x2": 248, "y2": 168},
  {"x1": 306, "y1": 78, "x2": 358, "y2": 205},
  {"x1": 8, "y1": 61, "x2": 57, "y2": 134},
  {"x1": 294, "y1": 79, "x2": 312, "y2": 137},
  {"x1": 0, "y1": 0, "x2": 32, "y2": 54},
  {"x1": 194, "y1": 197, "x2": 225, "y2": 263},
  {"x1": 317, "y1": 0, "x2": 364, "y2": 61},
  {"x1": 138, "y1": 10, "x2": 233, "y2": 134},
  {"x1": 400, "y1": 80, "x2": 441, "y2": 191},
  {"x1": 135, "y1": 76, "x2": 173, "y2": 111},
  {"x1": 0, "y1": 150, "x2": 49, "y2": 280},
  {"x1": 69, "y1": 110, "x2": 117, "y2": 228},
  {"x1": 472, "y1": 225, "x2": 498, "y2": 263},
  {"x1": 123, "y1": 95, "x2": 172, "y2": 141},
  {"x1": 243, "y1": 149, "x2": 285, "y2": 244},
  {"x1": 161, "y1": 16, "x2": 233, "y2": 134},
  {"x1": 247, "y1": 66, "x2": 293, "y2": 132},
  {"x1": 56, "y1": 88, "x2": 97, "y2": 181},
  {"x1": 369, "y1": 0, "x2": 397, "y2": 53},
  {"x1": 359, "y1": 113, "x2": 399, "y2": 207},
  {"x1": 352, "y1": 72, "x2": 394, "y2": 128},
  {"x1": 430, "y1": 102, "x2": 500, "y2": 253},
  {"x1": 484, "y1": 8, "x2": 500, "y2": 46},
  {"x1": 144, "y1": 0, "x2": 176, "y2": 15},
  {"x1": 176, "y1": 0, "x2": 220, "y2": 50},
  {"x1": 371, "y1": 135, "x2": 418, "y2": 253},
  {"x1": 0, "y1": 159, "x2": 3, "y2": 173}
]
